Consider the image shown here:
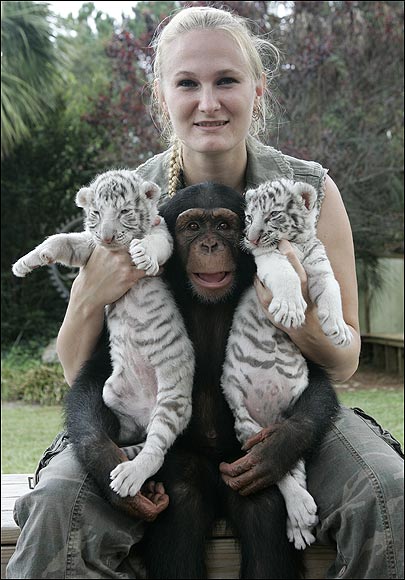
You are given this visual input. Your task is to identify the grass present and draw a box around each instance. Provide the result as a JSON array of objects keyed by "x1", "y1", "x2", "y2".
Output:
[
  {"x1": 1, "y1": 403, "x2": 64, "y2": 473},
  {"x1": 337, "y1": 388, "x2": 404, "y2": 448},
  {"x1": 1, "y1": 388, "x2": 403, "y2": 474}
]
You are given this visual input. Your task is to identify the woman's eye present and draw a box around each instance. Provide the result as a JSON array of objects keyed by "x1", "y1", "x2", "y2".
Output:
[
  {"x1": 178, "y1": 79, "x2": 197, "y2": 88},
  {"x1": 217, "y1": 77, "x2": 237, "y2": 86},
  {"x1": 187, "y1": 222, "x2": 200, "y2": 231}
]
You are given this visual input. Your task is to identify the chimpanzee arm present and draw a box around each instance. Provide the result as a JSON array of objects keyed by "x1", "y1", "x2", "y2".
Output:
[{"x1": 220, "y1": 361, "x2": 340, "y2": 496}]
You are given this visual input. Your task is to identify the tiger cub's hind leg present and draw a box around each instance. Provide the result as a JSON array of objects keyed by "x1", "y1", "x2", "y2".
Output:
[{"x1": 277, "y1": 460, "x2": 318, "y2": 550}]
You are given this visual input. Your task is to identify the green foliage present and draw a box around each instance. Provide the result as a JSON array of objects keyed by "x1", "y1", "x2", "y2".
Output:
[
  {"x1": 2, "y1": 345, "x2": 68, "y2": 405},
  {"x1": 54, "y1": 3, "x2": 115, "y2": 122},
  {"x1": 1, "y1": 1, "x2": 64, "y2": 158},
  {"x1": 272, "y1": 1, "x2": 404, "y2": 258},
  {"x1": 1, "y1": 96, "x2": 110, "y2": 345}
]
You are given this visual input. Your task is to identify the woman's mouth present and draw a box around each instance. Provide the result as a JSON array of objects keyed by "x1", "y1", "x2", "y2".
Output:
[{"x1": 194, "y1": 120, "x2": 229, "y2": 128}]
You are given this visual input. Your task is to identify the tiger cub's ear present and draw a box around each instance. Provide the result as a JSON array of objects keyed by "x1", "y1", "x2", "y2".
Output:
[
  {"x1": 292, "y1": 182, "x2": 317, "y2": 211},
  {"x1": 75, "y1": 186, "x2": 94, "y2": 209},
  {"x1": 244, "y1": 188, "x2": 257, "y2": 205},
  {"x1": 140, "y1": 180, "x2": 161, "y2": 203}
]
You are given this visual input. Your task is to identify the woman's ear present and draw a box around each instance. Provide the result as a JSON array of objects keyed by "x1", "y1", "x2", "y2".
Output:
[
  {"x1": 154, "y1": 79, "x2": 167, "y2": 112},
  {"x1": 255, "y1": 72, "x2": 266, "y2": 99}
]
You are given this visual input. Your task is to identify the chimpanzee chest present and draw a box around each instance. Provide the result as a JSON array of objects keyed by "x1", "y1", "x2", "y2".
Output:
[{"x1": 177, "y1": 302, "x2": 241, "y2": 459}]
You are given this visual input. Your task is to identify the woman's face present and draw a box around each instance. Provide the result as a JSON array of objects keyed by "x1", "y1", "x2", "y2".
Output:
[{"x1": 158, "y1": 29, "x2": 264, "y2": 156}]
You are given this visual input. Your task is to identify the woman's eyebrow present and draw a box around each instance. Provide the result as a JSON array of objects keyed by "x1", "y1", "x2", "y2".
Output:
[{"x1": 174, "y1": 68, "x2": 241, "y2": 78}]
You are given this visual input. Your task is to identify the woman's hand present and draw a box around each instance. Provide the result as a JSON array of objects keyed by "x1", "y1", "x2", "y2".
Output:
[
  {"x1": 253, "y1": 234, "x2": 360, "y2": 381},
  {"x1": 72, "y1": 245, "x2": 147, "y2": 310},
  {"x1": 253, "y1": 239, "x2": 316, "y2": 330}
]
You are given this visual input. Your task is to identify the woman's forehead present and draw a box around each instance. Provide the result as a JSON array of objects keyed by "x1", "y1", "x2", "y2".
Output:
[{"x1": 161, "y1": 29, "x2": 249, "y2": 77}]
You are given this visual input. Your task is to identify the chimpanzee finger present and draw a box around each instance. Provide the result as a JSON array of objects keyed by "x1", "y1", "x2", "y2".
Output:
[
  {"x1": 242, "y1": 425, "x2": 280, "y2": 451},
  {"x1": 142, "y1": 480, "x2": 166, "y2": 499},
  {"x1": 237, "y1": 475, "x2": 273, "y2": 496},
  {"x1": 220, "y1": 465, "x2": 262, "y2": 492},
  {"x1": 150, "y1": 492, "x2": 170, "y2": 510},
  {"x1": 219, "y1": 454, "x2": 258, "y2": 477},
  {"x1": 220, "y1": 455, "x2": 269, "y2": 491},
  {"x1": 132, "y1": 492, "x2": 169, "y2": 522}
]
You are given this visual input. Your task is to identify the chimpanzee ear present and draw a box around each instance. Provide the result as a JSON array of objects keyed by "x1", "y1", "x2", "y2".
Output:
[
  {"x1": 140, "y1": 180, "x2": 161, "y2": 202},
  {"x1": 292, "y1": 182, "x2": 317, "y2": 211},
  {"x1": 75, "y1": 187, "x2": 94, "y2": 209}
]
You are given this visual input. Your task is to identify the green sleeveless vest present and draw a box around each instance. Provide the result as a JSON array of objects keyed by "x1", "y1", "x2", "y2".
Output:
[{"x1": 135, "y1": 137, "x2": 328, "y2": 221}]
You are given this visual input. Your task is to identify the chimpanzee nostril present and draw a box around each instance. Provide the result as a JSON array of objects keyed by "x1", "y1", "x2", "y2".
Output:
[{"x1": 201, "y1": 240, "x2": 219, "y2": 253}]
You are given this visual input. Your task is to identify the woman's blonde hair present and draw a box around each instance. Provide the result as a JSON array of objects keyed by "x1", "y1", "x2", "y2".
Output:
[{"x1": 149, "y1": 6, "x2": 280, "y2": 195}]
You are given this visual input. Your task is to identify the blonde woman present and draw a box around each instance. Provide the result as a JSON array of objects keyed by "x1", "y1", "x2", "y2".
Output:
[{"x1": 8, "y1": 6, "x2": 403, "y2": 579}]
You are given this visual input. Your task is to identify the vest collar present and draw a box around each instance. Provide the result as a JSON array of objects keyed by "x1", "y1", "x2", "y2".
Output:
[{"x1": 245, "y1": 137, "x2": 294, "y2": 190}]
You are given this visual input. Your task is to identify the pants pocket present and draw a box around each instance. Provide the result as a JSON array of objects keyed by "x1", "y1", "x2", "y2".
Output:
[
  {"x1": 33, "y1": 430, "x2": 70, "y2": 486},
  {"x1": 352, "y1": 407, "x2": 404, "y2": 458}
]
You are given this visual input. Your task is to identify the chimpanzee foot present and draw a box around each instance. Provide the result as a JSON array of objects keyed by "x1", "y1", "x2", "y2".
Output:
[{"x1": 111, "y1": 481, "x2": 169, "y2": 522}]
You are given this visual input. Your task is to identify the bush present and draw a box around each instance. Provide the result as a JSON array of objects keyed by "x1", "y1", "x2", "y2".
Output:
[{"x1": 1, "y1": 344, "x2": 68, "y2": 405}]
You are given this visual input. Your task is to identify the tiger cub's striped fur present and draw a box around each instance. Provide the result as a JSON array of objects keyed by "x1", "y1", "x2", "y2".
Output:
[
  {"x1": 243, "y1": 178, "x2": 352, "y2": 346},
  {"x1": 12, "y1": 169, "x2": 194, "y2": 498},
  {"x1": 221, "y1": 179, "x2": 349, "y2": 549}
]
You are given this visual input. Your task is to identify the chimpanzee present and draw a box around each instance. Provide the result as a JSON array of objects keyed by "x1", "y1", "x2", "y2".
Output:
[{"x1": 65, "y1": 182, "x2": 339, "y2": 579}]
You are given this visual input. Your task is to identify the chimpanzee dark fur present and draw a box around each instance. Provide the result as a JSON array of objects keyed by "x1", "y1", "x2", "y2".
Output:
[{"x1": 64, "y1": 182, "x2": 340, "y2": 579}]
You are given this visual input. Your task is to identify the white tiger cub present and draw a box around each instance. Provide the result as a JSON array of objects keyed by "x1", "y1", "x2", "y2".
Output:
[
  {"x1": 243, "y1": 178, "x2": 352, "y2": 346},
  {"x1": 221, "y1": 178, "x2": 350, "y2": 550},
  {"x1": 12, "y1": 169, "x2": 194, "y2": 498}
]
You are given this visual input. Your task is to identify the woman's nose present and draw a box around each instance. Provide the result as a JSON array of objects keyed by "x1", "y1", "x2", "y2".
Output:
[{"x1": 198, "y1": 87, "x2": 220, "y2": 113}]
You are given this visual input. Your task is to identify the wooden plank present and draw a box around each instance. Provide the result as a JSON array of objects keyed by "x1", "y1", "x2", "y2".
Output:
[
  {"x1": 1, "y1": 524, "x2": 20, "y2": 546},
  {"x1": 206, "y1": 539, "x2": 336, "y2": 579},
  {"x1": 206, "y1": 538, "x2": 240, "y2": 579},
  {"x1": 1, "y1": 474, "x2": 32, "y2": 546},
  {"x1": 305, "y1": 545, "x2": 336, "y2": 578},
  {"x1": 2, "y1": 497, "x2": 24, "y2": 512},
  {"x1": 362, "y1": 333, "x2": 404, "y2": 347},
  {"x1": 2, "y1": 545, "x2": 16, "y2": 578},
  {"x1": 1, "y1": 474, "x2": 32, "y2": 485}
]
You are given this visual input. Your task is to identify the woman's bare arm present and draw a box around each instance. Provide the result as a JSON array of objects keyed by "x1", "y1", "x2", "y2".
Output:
[
  {"x1": 254, "y1": 174, "x2": 361, "y2": 382},
  {"x1": 56, "y1": 246, "x2": 146, "y2": 385}
]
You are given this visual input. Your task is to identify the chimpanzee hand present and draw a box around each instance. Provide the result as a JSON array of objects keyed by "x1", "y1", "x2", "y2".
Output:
[
  {"x1": 219, "y1": 419, "x2": 311, "y2": 496},
  {"x1": 114, "y1": 480, "x2": 169, "y2": 522}
]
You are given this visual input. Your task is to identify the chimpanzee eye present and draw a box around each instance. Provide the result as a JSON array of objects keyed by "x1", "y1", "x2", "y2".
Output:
[
  {"x1": 187, "y1": 222, "x2": 200, "y2": 231},
  {"x1": 217, "y1": 222, "x2": 229, "y2": 230}
]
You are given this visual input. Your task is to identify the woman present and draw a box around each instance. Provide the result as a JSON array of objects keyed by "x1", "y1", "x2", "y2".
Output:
[{"x1": 7, "y1": 6, "x2": 403, "y2": 579}]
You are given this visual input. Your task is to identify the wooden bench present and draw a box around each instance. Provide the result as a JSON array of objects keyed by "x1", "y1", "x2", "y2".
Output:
[
  {"x1": 1, "y1": 474, "x2": 336, "y2": 578},
  {"x1": 361, "y1": 333, "x2": 404, "y2": 375}
]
